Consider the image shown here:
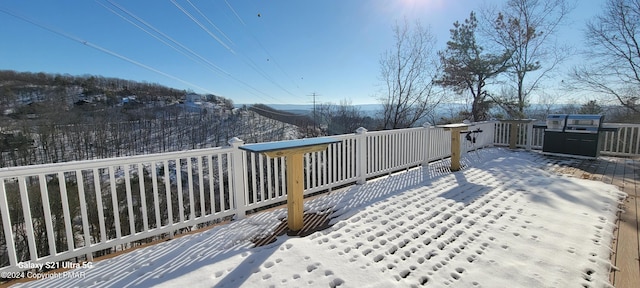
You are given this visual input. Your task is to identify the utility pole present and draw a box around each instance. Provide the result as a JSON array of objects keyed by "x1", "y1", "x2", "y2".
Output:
[{"x1": 308, "y1": 92, "x2": 319, "y2": 134}]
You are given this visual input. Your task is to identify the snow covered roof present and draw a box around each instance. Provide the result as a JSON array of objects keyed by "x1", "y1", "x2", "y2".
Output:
[{"x1": 14, "y1": 149, "x2": 624, "y2": 287}]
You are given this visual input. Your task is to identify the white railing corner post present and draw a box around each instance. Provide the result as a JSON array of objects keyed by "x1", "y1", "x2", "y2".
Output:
[
  {"x1": 228, "y1": 137, "x2": 248, "y2": 219},
  {"x1": 422, "y1": 122, "x2": 432, "y2": 166},
  {"x1": 525, "y1": 122, "x2": 533, "y2": 150},
  {"x1": 355, "y1": 127, "x2": 368, "y2": 184},
  {"x1": 490, "y1": 121, "x2": 498, "y2": 147}
]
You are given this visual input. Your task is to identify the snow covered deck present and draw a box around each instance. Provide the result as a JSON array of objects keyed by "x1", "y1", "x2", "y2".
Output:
[
  {"x1": 7, "y1": 148, "x2": 637, "y2": 287},
  {"x1": 547, "y1": 154, "x2": 640, "y2": 288}
]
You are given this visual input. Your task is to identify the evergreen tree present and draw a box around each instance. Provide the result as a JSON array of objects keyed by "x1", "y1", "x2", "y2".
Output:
[{"x1": 437, "y1": 12, "x2": 512, "y2": 121}]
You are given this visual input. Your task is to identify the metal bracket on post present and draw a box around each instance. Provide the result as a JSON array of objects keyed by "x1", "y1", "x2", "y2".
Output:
[
  {"x1": 228, "y1": 137, "x2": 247, "y2": 220},
  {"x1": 355, "y1": 127, "x2": 368, "y2": 185}
]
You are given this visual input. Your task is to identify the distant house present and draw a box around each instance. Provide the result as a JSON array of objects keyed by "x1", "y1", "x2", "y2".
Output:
[
  {"x1": 119, "y1": 95, "x2": 142, "y2": 107},
  {"x1": 120, "y1": 95, "x2": 138, "y2": 104}
]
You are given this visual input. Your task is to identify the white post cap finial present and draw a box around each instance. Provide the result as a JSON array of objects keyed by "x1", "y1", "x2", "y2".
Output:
[
  {"x1": 228, "y1": 137, "x2": 244, "y2": 145},
  {"x1": 355, "y1": 127, "x2": 368, "y2": 134}
]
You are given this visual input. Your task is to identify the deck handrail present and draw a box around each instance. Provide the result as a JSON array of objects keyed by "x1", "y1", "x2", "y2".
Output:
[
  {"x1": 494, "y1": 121, "x2": 640, "y2": 156},
  {"x1": 0, "y1": 120, "x2": 637, "y2": 273}
]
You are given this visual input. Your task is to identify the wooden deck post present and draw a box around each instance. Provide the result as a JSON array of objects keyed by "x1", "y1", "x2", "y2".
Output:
[
  {"x1": 502, "y1": 119, "x2": 535, "y2": 150},
  {"x1": 449, "y1": 127, "x2": 465, "y2": 171},
  {"x1": 437, "y1": 123, "x2": 470, "y2": 172},
  {"x1": 509, "y1": 122, "x2": 518, "y2": 149},
  {"x1": 285, "y1": 153, "x2": 304, "y2": 230},
  {"x1": 239, "y1": 138, "x2": 340, "y2": 232}
]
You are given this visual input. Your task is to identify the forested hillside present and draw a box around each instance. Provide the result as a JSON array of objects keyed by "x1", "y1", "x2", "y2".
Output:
[{"x1": 0, "y1": 70, "x2": 299, "y2": 167}]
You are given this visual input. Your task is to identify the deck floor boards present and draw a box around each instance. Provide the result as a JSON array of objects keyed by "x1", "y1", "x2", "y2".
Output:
[{"x1": 548, "y1": 155, "x2": 639, "y2": 288}]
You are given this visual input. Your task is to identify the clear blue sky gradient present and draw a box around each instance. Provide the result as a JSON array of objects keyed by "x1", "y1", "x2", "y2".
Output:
[{"x1": 1, "y1": 1, "x2": 598, "y2": 105}]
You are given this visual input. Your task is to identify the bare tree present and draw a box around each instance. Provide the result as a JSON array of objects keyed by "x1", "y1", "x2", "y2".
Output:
[
  {"x1": 332, "y1": 100, "x2": 370, "y2": 134},
  {"x1": 378, "y1": 19, "x2": 444, "y2": 129},
  {"x1": 570, "y1": 0, "x2": 640, "y2": 114},
  {"x1": 527, "y1": 90, "x2": 561, "y2": 119},
  {"x1": 484, "y1": 0, "x2": 573, "y2": 118},
  {"x1": 437, "y1": 12, "x2": 512, "y2": 121},
  {"x1": 314, "y1": 100, "x2": 373, "y2": 135},
  {"x1": 0, "y1": 86, "x2": 16, "y2": 115}
]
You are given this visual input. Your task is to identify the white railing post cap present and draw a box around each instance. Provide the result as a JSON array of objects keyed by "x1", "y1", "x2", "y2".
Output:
[
  {"x1": 228, "y1": 137, "x2": 244, "y2": 146},
  {"x1": 355, "y1": 127, "x2": 368, "y2": 134},
  {"x1": 423, "y1": 122, "x2": 432, "y2": 128}
]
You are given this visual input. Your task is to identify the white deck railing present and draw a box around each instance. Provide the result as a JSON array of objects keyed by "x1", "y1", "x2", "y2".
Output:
[
  {"x1": 0, "y1": 120, "x2": 636, "y2": 273},
  {"x1": 493, "y1": 121, "x2": 640, "y2": 156},
  {"x1": 599, "y1": 123, "x2": 640, "y2": 156}
]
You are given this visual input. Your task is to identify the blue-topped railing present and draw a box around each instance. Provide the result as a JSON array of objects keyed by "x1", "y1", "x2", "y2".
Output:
[{"x1": 0, "y1": 120, "x2": 637, "y2": 274}]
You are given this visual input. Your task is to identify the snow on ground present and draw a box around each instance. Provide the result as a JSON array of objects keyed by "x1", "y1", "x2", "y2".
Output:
[{"x1": 14, "y1": 149, "x2": 625, "y2": 288}]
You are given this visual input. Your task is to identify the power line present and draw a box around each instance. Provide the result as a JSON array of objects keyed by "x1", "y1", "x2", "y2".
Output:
[
  {"x1": 223, "y1": 0, "x2": 245, "y2": 26},
  {"x1": 3, "y1": 2, "x2": 300, "y2": 106},
  {"x1": 0, "y1": 6, "x2": 212, "y2": 93},
  {"x1": 98, "y1": 1, "x2": 229, "y2": 76},
  {"x1": 171, "y1": 0, "x2": 297, "y2": 101},
  {"x1": 169, "y1": 0, "x2": 235, "y2": 54},
  {"x1": 185, "y1": 0, "x2": 235, "y2": 46},
  {"x1": 98, "y1": 0, "x2": 281, "y2": 104},
  {"x1": 223, "y1": 0, "x2": 303, "y2": 95}
]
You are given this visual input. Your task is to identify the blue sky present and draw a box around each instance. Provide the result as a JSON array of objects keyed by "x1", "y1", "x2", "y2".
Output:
[{"x1": 1, "y1": 0, "x2": 598, "y2": 105}]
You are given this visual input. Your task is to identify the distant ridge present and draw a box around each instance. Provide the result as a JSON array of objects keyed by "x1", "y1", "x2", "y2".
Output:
[{"x1": 236, "y1": 104, "x2": 383, "y2": 115}]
